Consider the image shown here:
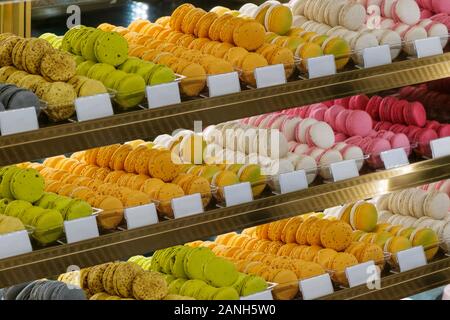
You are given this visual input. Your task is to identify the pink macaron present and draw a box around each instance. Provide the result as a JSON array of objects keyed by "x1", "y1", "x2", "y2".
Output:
[
  {"x1": 305, "y1": 122, "x2": 335, "y2": 149},
  {"x1": 425, "y1": 120, "x2": 441, "y2": 131},
  {"x1": 324, "y1": 104, "x2": 345, "y2": 130},
  {"x1": 334, "y1": 97, "x2": 351, "y2": 108},
  {"x1": 392, "y1": 99, "x2": 409, "y2": 124},
  {"x1": 295, "y1": 118, "x2": 318, "y2": 143},
  {"x1": 280, "y1": 117, "x2": 302, "y2": 142},
  {"x1": 403, "y1": 101, "x2": 427, "y2": 127},
  {"x1": 438, "y1": 179, "x2": 450, "y2": 197},
  {"x1": 432, "y1": 0, "x2": 450, "y2": 14},
  {"x1": 268, "y1": 114, "x2": 289, "y2": 130},
  {"x1": 391, "y1": 0, "x2": 421, "y2": 25},
  {"x1": 293, "y1": 143, "x2": 310, "y2": 155},
  {"x1": 367, "y1": 138, "x2": 392, "y2": 168},
  {"x1": 309, "y1": 105, "x2": 328, "y2": 121},
  {"x1": 406, "y1": 126, "x2": 422, "y2": 140},
  {"x1": 379, "y1": 122, "x2": 393, "y2": 131},
  {"x1": 253, "y1": 114, "x2": 268, "y2": 127},
  {"x1": 438, "y1": 124, "x2": 450, "y2": 138},
  {"x1": 349, "y1": 94, "x2": 370, "y2": 110},
  {"x1": 390, "y1": 132, "x2": 411, "y2": 155},
  {"x1": 335, "y1": 110, "x2": 352, "y2": 134},
  {"x1": 365, "y1": 95, "x2": 383, "y2": 120},
  {"x1": 345, "y1": 110, "x2": 373, "y2": 137},
  {"x1": 334, "y1": 132, "x2": 348, "y2": 142},
  {"x1": 421, "y1": 9, "x2": 433, "y2": 18},
  {"x1": 345, "y1": 136, "x2": 364, "y2": 145},
  {"x1": 414, "y1": 128, "x2": 438, "y2": 156}
]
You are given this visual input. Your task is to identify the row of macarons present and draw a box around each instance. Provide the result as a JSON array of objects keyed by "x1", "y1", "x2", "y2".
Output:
[{"x1": 287, "y1": 0, "x2": 448, "y2": 58}]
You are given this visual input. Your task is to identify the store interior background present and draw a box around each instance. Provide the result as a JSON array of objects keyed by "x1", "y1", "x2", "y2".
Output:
[{"x1": 32, "y1": 0, "x2": 253, "y2": 36}]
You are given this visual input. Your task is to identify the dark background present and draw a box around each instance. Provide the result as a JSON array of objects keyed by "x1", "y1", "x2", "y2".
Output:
[{"x1": 31, "y1": 0, "x2": 260, "y2": 36}]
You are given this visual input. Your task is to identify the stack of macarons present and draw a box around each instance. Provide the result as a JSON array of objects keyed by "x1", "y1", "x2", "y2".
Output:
[
  {"x1": 375, "y1": 188, "x2": 449, "y2": 221},
  {"x1": 287, "y1": 0, "x2": 387, "y2": 64},
  {"x1": 331, "y1": 94, "x2": 448, "y2": 159},
  {"x1": 359, "y1": 0, "x2": 448, "y2": 52},
  {"x1": 128, "y1": 4, "x2": 295, "y2": 82},
  {"x1": 0, "y1": 279, "x2": 87, "y2": 300},
  {"x1": 202, "y1": 121, "x2": 323, "y2": 182},
  {"x1": 253, "y1": 108, "x2": 369, "y2": 173},
  {"x1": 56, "y1": 25, "x2": 174, "y2": 109},
  {"x1": 1, "y1": 165, "x2": 95, "y2": 243},
  {"x1": 362, "y1": 95, "x2": 445, "y2": 157},
  {"x1": 419, "y1": 179, "x2": 450, "y2": 197},
  {"x1": 213, "y1": 213, "x2": 385, "y2": 287},
  {"x1": 153, "y1": 131, "x2": 267, "y2": 198},
  {"x1": 325, "y1": 198, "x2": 442, "y2": 261},
  {"x1": 58, "y1": 261, "x2": 171, "y2": 300},
  {"x1": 118, "y1": 19, "x2": 277, "y2": 89},
  {"x1": 170, "y1": 4, "x2": 266, "y2": 51},
  {"x1": 143, "y1": 245, "x2": 261, "y2": 300},
  {"x1": 430, "y1": 13, "x2": 450, "y2": 30},
  {"x1": 38, "y1": 33, "x2": 63, "y2": 49},
  {"x1": 0, "y1": 84, "x2": 40, "y2": 114},
  {"x1": 36, "y1": 146, "x2": 186, "y2": 219},
  {"x1": 0, "y1": 33, "x2": 80, "y2": 121},
  {"x1": 289, "y1": 0, "x2": 367, "y2": 31},
  {"x1": 61, "y1": 26, "x2": 128, "y2": 67},
  {"x1": 417, "y1": 0, "x2": 450, "y2": 15},
  {"x1": 398, "y1": 85, "x2": 450, "y2": 126}
]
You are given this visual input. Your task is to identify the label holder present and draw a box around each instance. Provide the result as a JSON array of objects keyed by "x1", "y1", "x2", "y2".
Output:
[
  {"x1": 124, "y1": 203, "x2": 159, "y2": 229},
  {"x1": 330, "y1": 159, "x2": 359, "y2": 182},
  {"x1": 299, "y1": 273, "x2": 334, "y2": 300},
  {"x1": 223, "y1": 182, "x2": 254, "y2": 207},
  {"x1": 64, "y1": 216, "x2": 100, "y2": 244},
  {"x1": 254, "y1": 64, "x2": 286, "y2": 88},
  {"x1": 363, "y1": 44, "x2": 392, "y2": 68},
  {"x1": 380, "y1": 148, "x2": 409, "y2": 169},
  {"x1": 0, "y1": 107, "x2": 39, "y2": 135},
  {"x1": 75, "y1": 93, "x2": 114, "y2": 121},
  {"x1": 207, "y1": 72, "x2": 241, "y2": 97},
  {"x1": 171, "y1": 193, "x2": 204, "y2": 219},
  {"x1": 307, "y1": 55, "x2": 336, "y2": 79},
  {"x1": 146, "y1": 82, "x2": 181, "y2": 109},
  {"x1": 279, "y1": 170, "x2": 308, "y2": 194}
]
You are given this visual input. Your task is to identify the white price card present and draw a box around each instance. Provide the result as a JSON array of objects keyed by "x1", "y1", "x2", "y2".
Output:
[
  {"x1": 345, "y1": 261, "x2": 377, "y2": 288},
  {"x1": 363, "y1": 45, "x2": 392, "y2": 68},
  {"x1": 299, "y1": 273, "x2": 334, "y2": 300},
  {"x1": 146, "y1": 82, "x2": 181, "y2": 109},
  {"x1": 75, "y1": 93, "x2": 113, "y2": 121},
  {"x1": 172, "y1": 193, "x2": 204, "y2": 219},
  {"x1": 207, "y1": 72, "x2": 241, "y2": 97},
  {"x1": 0, "y1": 230, "x2": 32, "y2": 259},
  {"x1": 147, "y1": 82, "x2": 181, "y2": 109},
  {"x1": 0, "y1": 107, "x2": 38, "y2": 135},
  {"x1": 240, "y1": 290, "x2": 273, "y2": 300},
  {"x1": 254, "y1": 64, "x2": 286, "y2": 88},
  {"x1": 307, "y1": 55, "x2": 336, "y2": 79},
  {"x1": 125, "y1": 203, "x2": 158, "y2": 229},
  {"x1": 381, "y1": 148, "x2": 409, "y2": 169},
  {"x1": 224, "y1": 182, "x2": 254, "y2": 207},
  {"x1": 64, "y1": 215, "x2": 99, "y2": 244},
  {"x1": 415, "y1": 37, "x2": 443, "y2": 58},
  {"x1": 430, "y1": 137, "x2": 450, "y2": 159},
  {"x1": 330, "y1": 159, "x2": 359, "y2": 182},
  {"x1": 279, "y1": 170, "x2": 308, "y2": 194},
  {"x1": 397, "y1": 246, "x2": 427, "y2": 272}
]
